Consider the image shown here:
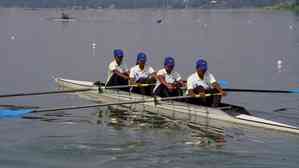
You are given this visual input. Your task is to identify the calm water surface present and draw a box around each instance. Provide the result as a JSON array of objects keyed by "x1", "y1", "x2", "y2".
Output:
[{"x1": 0, "y1": 8, "x2": 299, "y2": 167}]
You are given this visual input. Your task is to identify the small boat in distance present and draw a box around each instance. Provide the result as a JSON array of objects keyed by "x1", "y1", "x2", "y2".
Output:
[
  {"x1": 61, "y1": 12, "x2": 70, "y2": 20},
  {"x1": 49, "y1": 12, "x2": 77, "y2": 22}
]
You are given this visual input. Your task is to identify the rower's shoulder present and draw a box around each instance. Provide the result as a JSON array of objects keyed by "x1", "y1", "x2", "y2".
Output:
[
  {"x1": 187, "y1": 72, "x2": 197, "y2": 79},
  {"x1": 130, "y1": 64, "x2": 139, "y2": 70},
  {"x1": 108, "y1": 60, "x2": 116, "y2": 65},
  {"x1": 157, "y1": 68, "x2": 166, "y2": 74},
  {"x1": 172, "y1": 71, "x2": 181, "y2": 76}
]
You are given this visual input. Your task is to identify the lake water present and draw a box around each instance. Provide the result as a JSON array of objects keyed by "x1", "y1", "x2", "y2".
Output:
[{"x1": 0, "y1": 8, "x2": 299, "y2": 167}]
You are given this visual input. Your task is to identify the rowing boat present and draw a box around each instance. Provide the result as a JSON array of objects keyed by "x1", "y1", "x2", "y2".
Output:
[{"x1": 55, "y1": 77, "x2": 299, "y2": 134}]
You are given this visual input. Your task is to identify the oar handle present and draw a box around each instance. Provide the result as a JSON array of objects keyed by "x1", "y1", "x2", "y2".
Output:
[
  {"x1": 104, "y1": 83, "x2": 155, "y2": 89},
  {"x1": 157, "y1": 93, "x2": 221, "y2": 101}
]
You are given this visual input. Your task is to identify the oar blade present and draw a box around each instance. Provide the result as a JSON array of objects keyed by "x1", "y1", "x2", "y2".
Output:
[
  {"x1": 0, "y1": 109, "x2": 33, "y2": 118},
  {"x1": 218, "y1": 80, "x2": 229, "y2": 87},
  {"x1": 289, "y1": 88, "x2": 299, "y2": 93}
]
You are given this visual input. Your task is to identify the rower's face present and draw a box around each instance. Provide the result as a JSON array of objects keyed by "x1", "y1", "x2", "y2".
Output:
[
  {"x1": 197, "y1": 69, "x2": 206, "y2": 76},
  {"x1": 138, "y1": 61, "x2": 146, "y2": 69},
  {"x1": 115, "y1": 57, "x2": 123, "y2": 65},
  {"x1": 165, "y1": 64, "x2": 174, "y2": 73}
]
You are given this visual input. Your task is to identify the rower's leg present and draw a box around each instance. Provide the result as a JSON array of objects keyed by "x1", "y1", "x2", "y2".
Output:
[
  {"x1": 153, "y1": 85, "x2": 169, "y2": 97},
  {"x1": 189, "y1": 97, "x2": 207, "y2": 106},
  {"x1": 134, "y1": 78, "x2": 150, "y2": 95},
  {"x1": 106, "y1": 74, "x2": 118, "y2": 86},
  {"x1": 131, "y1": 87, "x2": 140, "y2": 94},
  {"x1": 143, "y1": 86, "x2": 152, "y2": 96},
  {"x1": 117, "y1": 76, "x2": 128, "y2": 86},
  {"x1": 106, "y1": 74, "x2": 129, "y2": 91},
  {"x1": 208, "y1": 89, "x2": 221, "y2": 107},
  {"x1": 115, "y1": 75, "x2": 129, "y2": 91},
  {"x1": 145, "y1": 78, "x2": 156, "y2": 96},
  {"x1": 209, "y1": 95, "x2": 220, "y2": 107}
]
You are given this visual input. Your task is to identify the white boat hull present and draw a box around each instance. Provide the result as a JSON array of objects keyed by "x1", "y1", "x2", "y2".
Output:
[{"x1": 55, "y1": 78, "x2": 299, "y2": 135}]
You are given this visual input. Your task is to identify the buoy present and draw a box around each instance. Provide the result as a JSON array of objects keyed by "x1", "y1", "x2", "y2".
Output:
[
  {"x1": 289, "y1": 25, "x2": 294, "y2": 30},
  {"x1": 277, "y1": 59, "x2": 283, "y2": 72},
  {"x1": 91, "y1": 42, "x2": 96, "y2": 49}
]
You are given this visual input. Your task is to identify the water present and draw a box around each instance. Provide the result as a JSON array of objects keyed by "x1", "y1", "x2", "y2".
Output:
[{"x1": 0, "y1": 8, "x2": 299, "y2": 167}]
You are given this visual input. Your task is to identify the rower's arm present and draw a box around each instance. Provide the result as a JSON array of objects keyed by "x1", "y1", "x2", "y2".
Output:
[
  {"x1": 149, "y1": 72, "x2": 157, "y2": 81},
  {"x1": 212, "y1": 82, "x2": 227, "y2": 96},
  {"x1": 178, "y1": 80, "x2": 186, "y2": 87},
  {"x1": 187, "y1": 89, "x2": 196, "y2": 96},
  {"x1": 113, "y1": 69, "x2": 129, "y2": 80},
  {"x1": 156, "y1": 75, "x2": 168, "y2": 86},
  {"x1": 187, "y1": 87, "x2": 205, "y2": 97}
]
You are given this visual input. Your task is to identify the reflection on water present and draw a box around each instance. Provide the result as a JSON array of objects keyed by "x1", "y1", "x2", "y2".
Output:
[
  {"x1": 85, "y1": 106, "x2": 225, "y2": 145},
  {"x1": 18, "y1": 103, "x2": 225, "y2": 146}
]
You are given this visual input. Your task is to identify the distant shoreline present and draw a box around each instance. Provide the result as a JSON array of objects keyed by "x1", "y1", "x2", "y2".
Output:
[
  {"x1": 0, "y1": 5, "x2": 298, "y2": 12},
  {"x1": 264, "y1": 3, "x2": 299, "y2": 11}
]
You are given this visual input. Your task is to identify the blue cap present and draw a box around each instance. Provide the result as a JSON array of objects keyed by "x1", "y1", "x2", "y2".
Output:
[
  {"x1": 164, "y1": 57, "x2": 175, "y2": 66},
  {"x1": 196, "y1": 58, "x2": 208, "y2": 71},
  {"x1": 137, "y1": 52, "x2": 147, "y2": 63},
  {"x1": 113, "y1": 49, "x2": 124, "y2": 58}
]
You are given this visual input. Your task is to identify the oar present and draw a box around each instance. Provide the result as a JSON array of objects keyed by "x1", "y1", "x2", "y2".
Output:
[
  {"x1": 0, "y1": 88, "x2": 93, "y2": 98},
  {"x1": 0, "y1": 80, "x2": 226, "y2": 99},
  {"x1": 223, "y1": 88, "x2": 299, "y2": 94},
  {"x1": 0, "y1": 94, "x2": 217, "y2": 118},
  {"x1": 0, "y1": 83, "x2": 156, "y2": 99},
  {"x1": 0, "y1": 104, "x2": 39, "y2": 109},
  {"x1": 105, "y1": 83, "x2": 155, "y2": 89},
  {"x1": 0, "y1": 109, "x2": 34, "y2": 118}
]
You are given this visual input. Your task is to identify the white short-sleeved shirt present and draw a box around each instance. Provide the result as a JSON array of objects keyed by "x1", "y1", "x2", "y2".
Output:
[
  {"x1": 153, "y1": 68, "x2": 182, "y2": 92},
  {"x1": 129, "y1": 65, "x2": 155, "y2": 82},
  {"x1": 187, "y1": 71, "x2": 216, "y2": 90},
  {"x1": 106, "y1": 60, "x2": 128, "y2": 83}
]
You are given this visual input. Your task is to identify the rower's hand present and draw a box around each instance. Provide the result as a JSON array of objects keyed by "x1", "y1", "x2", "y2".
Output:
[
  {"x1": 219, "y1": 91, "x2": 227, "y2": 97},
  {"x1": 198, "y1": 92, "x2": 206, "y2": 97},
  {"x1": 189, "y1": 92, "x2": 205, "y2": 97},
  {"x1": 188, "y1": 92, "x2": 196, "y2": 97},
  {"x1": 166, "y1": 84, "x2": 176, "y2": 91}
]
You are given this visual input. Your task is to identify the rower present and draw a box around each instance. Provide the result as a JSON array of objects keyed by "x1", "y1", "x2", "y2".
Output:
[
  {"x1": 186, "y1": 58, "x2": 226, "y2": 107},
  {"x1": 129, "y1": 52, "x2": 156, "y2": 95},
  {"x1": 105, "y1": 49, "x2": 129, "y2": 88},
  {"x1": 153, "y1": 57, "x2": 185, "y2": 97}
]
